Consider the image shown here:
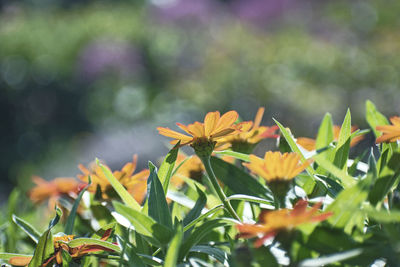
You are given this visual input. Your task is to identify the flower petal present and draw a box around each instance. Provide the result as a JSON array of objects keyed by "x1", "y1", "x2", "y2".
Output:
[{"x1": 157, "y1": 127, "x2": 193, "y2": 141}]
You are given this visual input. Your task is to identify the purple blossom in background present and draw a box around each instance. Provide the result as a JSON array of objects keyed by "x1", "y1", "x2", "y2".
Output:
[
  {"x1": 150, "y1": 0, "x2": 219, "y2": 25},
  {"x1": 77, "y1": 38, "x2": 143, "y2": 81},
  {"x1": 231, "y1": 0, "x2": 294, "y2": 26}
]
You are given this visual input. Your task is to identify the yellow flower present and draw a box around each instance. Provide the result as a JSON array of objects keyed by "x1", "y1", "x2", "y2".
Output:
[
  {"x1": 236, "y1": 200, "x2": 332, "y2": 247},
  {"x1": 217, "y1": 108, "x2": 279, "y2": 152},
  {"x1": 243, "y1": 151, "x2": 310, "y2": 183},
  {"x1": 157, "y1": 110, "x2": 241, "y2": 157},
  {"x1": 29, "y1": 176, "x2": 82, "y2": 208},
  {"x1": 77, "y1": 155, "x2": 149, "y2": 203},
  {"x1": 170, "y1": 154, "x2": 204, "y2": 188},
  {"x1": 297, "y1": 125, "x2": 364, "y2": 151},
  {"x1": 376, "y1": 116, "x2": 400, "y2": 143}
]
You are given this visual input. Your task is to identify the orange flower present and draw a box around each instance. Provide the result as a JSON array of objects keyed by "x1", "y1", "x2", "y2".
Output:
[
  {"x1": 29, "y1": 176, "x2": 82, "y2": 208},
  {"x1": 297, "y1": 125, "x2": 363, "y2": 151},
  {"x1": 77, "y1": 155, "x2": 149, "y2": 203},
  {"x1": 236, "y1": 200, "x2": 333, "y2": 247},
  {"x1": 217, "y1": 108, "x2": 278, "y2": 152},
  {"x1": 9, "y1": 229, "x2": 116, "y2": 266},
  {"x1": 170, "y1": 154, "x2": 204, "y2": 187},
  {"x1": 243, "y1": 151, "x2": 310, "y2": 183},
  {"x1": 376, "y1": 116, "x2": 400, "y2": 143},
  {"x1": 157, "y1": 111, "x2": 241, "y2": 156}
]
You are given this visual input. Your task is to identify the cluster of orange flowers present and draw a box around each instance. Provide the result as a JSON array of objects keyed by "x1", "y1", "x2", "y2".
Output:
[{"x1": 28, "y1": 108, "x2": 400, "y2": 248}]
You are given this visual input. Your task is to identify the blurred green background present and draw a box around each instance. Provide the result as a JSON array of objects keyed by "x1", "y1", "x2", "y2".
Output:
[{"x1": 1, "y1": 0, "x2": 400, "y2": 201}]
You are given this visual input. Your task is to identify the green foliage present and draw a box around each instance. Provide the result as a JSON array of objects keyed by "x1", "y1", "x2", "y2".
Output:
[{"x1": 4, "y1": 101, "x2": 400, "y2": 266}]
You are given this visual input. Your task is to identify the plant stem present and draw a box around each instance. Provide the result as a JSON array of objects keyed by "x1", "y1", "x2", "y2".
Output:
[{"x1": 200, "y1": 156, "x2": 241, "y2": 222}]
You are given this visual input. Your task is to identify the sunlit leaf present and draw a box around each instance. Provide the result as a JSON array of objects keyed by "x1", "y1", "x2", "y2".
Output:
[
  {"x1": 65, "y1": 177, "x2": 91, "y2": 235},
  {"x1": 97, "y1": 158, "x2": 141, "y2": 211},
  {"x1": 147, "y1": 161, "x2": 173, "y2": 229},
  {"x1": 365, "y1": 100, "x2": 389, "y2": 137},
  {"x1": 164, "y1": 224, "x2": 183, "y2": 267},
  {"x1": 158, "y1": 142, "x2": 180, "y2": 194},
  {"x1": 113, "y1": 202, "x2": 173, "y2": 246},
  {"x1": 12, "y1": 215, "x2": 41, "y2": 244}
]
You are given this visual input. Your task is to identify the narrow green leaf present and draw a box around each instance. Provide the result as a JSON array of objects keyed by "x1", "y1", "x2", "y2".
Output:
[
  {"x1": 364, "y1": 207, "x2": 400, "y2": 223},
  {"x1": 189, "y1": 245, "x2": 228, "y2": 264},
  {"x1": 158, "y1": 142, "x2": 180, "y2": 194},
  {"x1": 327, "y1": 182, "x2": 369, "y2": 231},
  {"x1": 113, "y1": 202, "x2": 173, "y2": 246},
  {"x1": 210, "y1": 156, "x2": 270, "y2": 197},
  {"x1": 315, "y1": 113, "x2": 334, "y2": 150},
  {"x1": 28, "y1": 207, "x2": 62, "y2": 267},
  {"x1": 183, "y1": 186, "x2": 207, "y2": 227},
  {"x1": 213, "y1": 150, "x2": 250, "y2": 162},
  {"x1": 369, "y1": 153, "x2": 400, "y2": 205},
  {"x1": 147, "y1": 161, "x2": 173, "y2": 229},
  {"x1": 164, "y1": 224, "x2": 183, "y2": 267},
  {"x1": 333, "y1": 109, "x2": 351, "y2": 171},
  {"x1": 183, "y1": 205, "x2": 224, "y2": 232},
  {"x1": 365, "y1": 100, "x2": 389, "y2": 137},
  {"x1": 313, "y1": 153, "x2": 355, "y2": 188},
  {"x1": 227, "y1": 194, "x2": 273, "y2": 205},
  {"x1": 127, "y1": 247, "x2": 146, "y2": 267},
  {"x1": 179, "y1": 219, "x2": 228, "y2": 261},
  {"x1": 97, "y1": 159, "x2": 141, "y2": 211},
  {"x1": 65, "y1": 177, "x2": 91, "y2": 235},
  {"x1": 12, "y1": 215, "x2": 41, "y2": 244},
  {"x1": 299, "y1": 249, "x2": 363, "y2": 267}
]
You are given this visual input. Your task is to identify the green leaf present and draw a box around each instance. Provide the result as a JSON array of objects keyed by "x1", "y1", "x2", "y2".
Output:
[
  {"x1": 127, "y1": 247, "x2": 146, "y2": 267},
  {"x1": 158, "y1": 142, "x2": 180, "y2": 194},
  {"x1": 28, "y1": 207, "x2": 62, "y2": 267},
  {"x1": 96, "y1": 158, "x2": 141, "y2": 211},
  {"x1": 183, "y1": 186, "x2": 207, "y2": 228},
  {"x1": 313, "y1": 152, "x2": 355, "y2": 188},
  {"x1": 327, "y1": 181, "x2": 369, "y2": 232},
  {"x1": 65, "y1": 177, "x2": 91, "y2": 235},
  {"x1": 213, "y1": 150, "x2": 250, "y2": 162},
  {"x1": 368, "y1": 152, "x2": 400, "y2": 205},
  {"x1": 333, "y1": 109, "x2": 351, "y2": 171},
  {"x1": 306, "y1": 226, "x2": 359, "y2": 254},
  {"x1": 113, "y1": 202, "x2": 173, "y2": 246},
  {"x1": 147, "y1": 161, "x2": 173, "y2": 229},
  {"x1": 61, "y1": 249, "x2": 74, "y2": 267},
  {"x1": 189, "y1": 245, "x2": 228, "y2": 264},
  {"x1": 227, "y1": 194, "x2": 273, "y2": 205},
  {"x1": 12, "y1": 215, "x2": 41, "y2": 244},
  {"x1": 315, "y1": 113, "x2": 334, "y2": 150},
  {"x1": 298, "y1": 249, "x2": 363, "y2": 267},
  {"x1": 179, "y1": 219, "x2": 229, "y2": 261},
  {"x1": 210, "y1": 156, "x2": 270, "y2": 197},
  {"x1": 363, "y1": 207, "x2": 400, "y2": 223},
  {"x1": 183, "y1": 205, "x2": 224, "y2": 232},
  {"x1": 67, "y1": 238, "x2": 120, "y2": 252},
  {"x1": 164, "y1": 224, "x2": 183, "y2": 267},
  {"x1": 365, "y1": 100, "x2": 389, "y2": 137}
]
